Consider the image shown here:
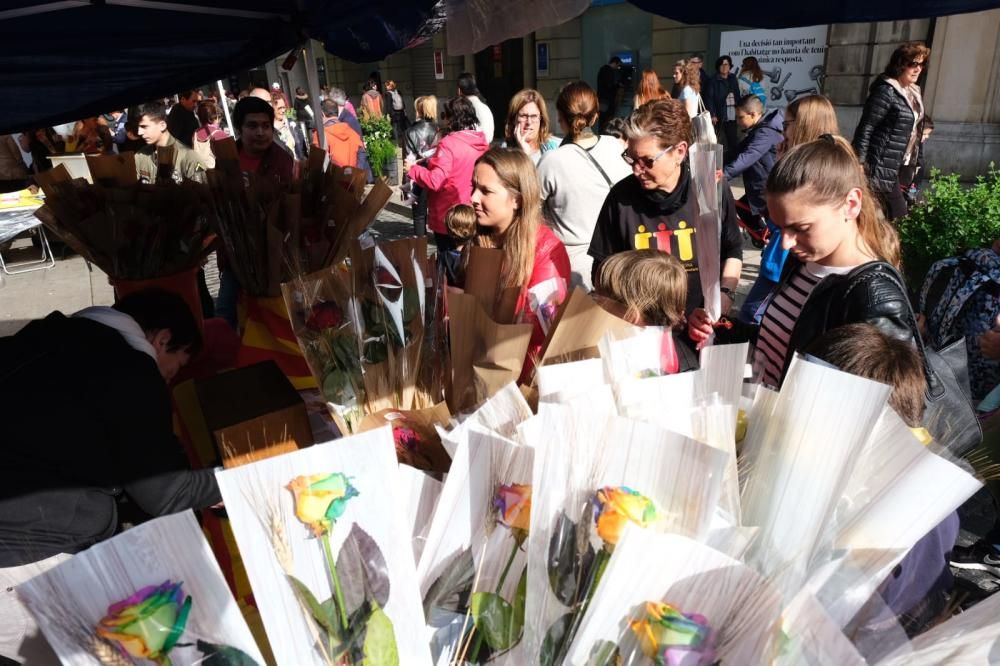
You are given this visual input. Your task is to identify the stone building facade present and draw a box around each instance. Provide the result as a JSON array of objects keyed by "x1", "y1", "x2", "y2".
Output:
[{"x1": 268, "y1": 3, "x2": 999, "y2": 179}]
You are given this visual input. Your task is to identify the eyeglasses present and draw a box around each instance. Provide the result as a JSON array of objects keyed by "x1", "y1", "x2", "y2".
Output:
[
  {"x1": 517, "y1": 113, "x2": 540, "y2": 122},
  {"x1": 907, "y1": 60, "x2": 926, "y2": 69},
  {"x1": 621, "y1": 144, "x2": 675, "y2": 170}
]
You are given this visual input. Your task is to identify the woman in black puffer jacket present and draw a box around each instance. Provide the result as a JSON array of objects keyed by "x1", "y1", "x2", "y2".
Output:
[
  {"x1": 852, "y1": 41, "x2": 929, "y2": 221},
  {"x1": 404, "y1": 95, "x2": 439, "y2": 237}
]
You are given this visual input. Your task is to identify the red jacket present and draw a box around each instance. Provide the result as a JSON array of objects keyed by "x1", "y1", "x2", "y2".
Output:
[
  {"x1": 518, "y1": 224, "x2": 571, "y2": 382},
  {"x1": 408, "y1": 130, "x2": 489, "y2": 234}
]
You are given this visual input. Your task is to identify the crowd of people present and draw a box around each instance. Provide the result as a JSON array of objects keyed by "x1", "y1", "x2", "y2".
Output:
[{"x1": 4, "y1": 38, "x2": 999, "y2": 663}]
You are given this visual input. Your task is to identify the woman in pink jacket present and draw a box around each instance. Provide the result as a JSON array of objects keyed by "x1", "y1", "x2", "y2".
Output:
[{"x1": 405, "y1": 97, "x2": 490, "y2": 254}]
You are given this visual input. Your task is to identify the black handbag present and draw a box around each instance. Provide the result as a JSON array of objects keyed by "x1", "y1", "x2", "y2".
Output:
[{"x1": 882, "y1": 268, "x2": 984, "y2": 456}]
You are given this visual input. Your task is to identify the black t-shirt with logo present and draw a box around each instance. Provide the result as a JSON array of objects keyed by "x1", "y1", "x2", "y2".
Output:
[{"x1": 588, "y1": 166, "x2": 743, "y2": 313}]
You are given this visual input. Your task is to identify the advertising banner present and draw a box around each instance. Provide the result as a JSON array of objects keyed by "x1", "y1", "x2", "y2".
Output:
[{"x1": 719, "y1": 25, "x2": 829, "y2": 108}]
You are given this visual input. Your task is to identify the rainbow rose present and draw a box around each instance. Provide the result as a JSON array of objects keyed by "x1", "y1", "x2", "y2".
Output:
[
  {"x1": 495, "y1": 484, "x2": 532, "y2": 535},
  {"x1": 593, "y1": 486, "x2": 660, "y2": 546},
  {"x1": 630, "y1": 601, "x2": 716, "y2": 666},
  {"x1": 96, "y1": 580, "x2": 192, "y2": 662},
  {"x1": 287, "y1": 473, "x2": 359, "y2": 537}
]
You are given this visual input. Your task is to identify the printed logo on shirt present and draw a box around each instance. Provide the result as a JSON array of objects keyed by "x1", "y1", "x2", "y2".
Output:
[{"x1": 633, "y1": 221, "x2": 696, "y2": 261}]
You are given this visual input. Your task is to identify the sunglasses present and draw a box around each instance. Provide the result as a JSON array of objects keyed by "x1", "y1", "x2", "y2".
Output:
[
  {"x1": 907, "y1": 60, "x2": 926, "y2": 69},
  {"x1": 622, "y1": 144, "x2": 675, "y2": 170}
]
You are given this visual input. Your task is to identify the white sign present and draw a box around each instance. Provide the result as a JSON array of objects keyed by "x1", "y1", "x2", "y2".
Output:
[{"x1": 720, "y1": 25, "x2": 829, "y2": 109}]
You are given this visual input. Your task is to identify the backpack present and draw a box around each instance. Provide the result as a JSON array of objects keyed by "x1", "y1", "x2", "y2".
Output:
[
  {"x1": 740, "y1": 75, "x2": 767, "y2": 106},
  {"x1": 919, "y1": 248, "x2": 1000, "y2": 401}
]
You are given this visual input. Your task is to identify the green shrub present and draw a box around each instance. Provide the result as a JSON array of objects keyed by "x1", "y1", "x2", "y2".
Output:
[
  {"x1": 360, "y1": 115, "x2": 397, "y2": 178},
  {"x1": 899, "y1": 164, "x2": 1000, "y2": 284}
]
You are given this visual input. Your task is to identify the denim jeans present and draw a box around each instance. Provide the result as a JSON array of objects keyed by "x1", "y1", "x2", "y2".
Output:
[{"x1": 216, "y1": 269, "x2": 241, "y2": 330}]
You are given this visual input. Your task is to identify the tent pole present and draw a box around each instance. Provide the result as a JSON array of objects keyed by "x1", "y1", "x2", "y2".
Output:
[
  {"x1": 303, "y1": 41, "x2": 326, "y2": 151},
  {"x1": 217, "y1": 80, "x2": 234, "y2": 134}
]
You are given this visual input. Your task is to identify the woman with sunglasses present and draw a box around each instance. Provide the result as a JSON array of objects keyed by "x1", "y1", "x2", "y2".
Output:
[
  {"x1": 588, "y1": 98, "x2": 743, "y2": 317},
  {"x1": 852, "y1": 41, "x2": 929, "y2": 221}
]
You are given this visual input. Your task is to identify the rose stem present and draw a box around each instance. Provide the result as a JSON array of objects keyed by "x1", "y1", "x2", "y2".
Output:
[
  {"x1": 558, "y1": 547, "x2": 612, "y2": 663},
  {"x1": 470, "y1": 539, "x2": 520, "y2": 662},
  {"x1": 321, "y1": 532, "x2": 350, "y2": 632}
]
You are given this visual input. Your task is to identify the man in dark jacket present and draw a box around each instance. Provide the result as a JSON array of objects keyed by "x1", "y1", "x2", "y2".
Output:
[
  {"x1": 166, "y1": 90, "x2": 201, "y2": 149},
  {"x1": 597, "y1": 56, "x2": 623, "y2": 130},
  {"x1": 0, "y1": 289, "x2": 220, "y2": 663},
  {"x1": 723, "y1": 95, "x2": 784, "y2": 220},
  {"x1": 705, "y1": 57, "x2": 742, "y2": 160}
]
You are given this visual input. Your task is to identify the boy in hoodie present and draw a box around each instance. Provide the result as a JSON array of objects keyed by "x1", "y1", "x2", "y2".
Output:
[
  {"x1": 315, "y1": 99, "x2": 363, "y2": 168},
  {"x1": 723, "y1": 95, "x2": 784, "y2": 323}
]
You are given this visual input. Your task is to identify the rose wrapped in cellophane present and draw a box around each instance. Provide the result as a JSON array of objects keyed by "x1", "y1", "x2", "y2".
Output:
[
  {"x1": 418, "y1": 424, "x2": 534, "y2": 665},
  {"x1": 283, "y1": 236, "x2": 445, "y2": 435}
]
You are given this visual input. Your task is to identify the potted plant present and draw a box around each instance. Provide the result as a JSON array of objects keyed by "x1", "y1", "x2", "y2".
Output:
[{"x1": 360, "y1": 115, "x2": 398, "y2": 185}]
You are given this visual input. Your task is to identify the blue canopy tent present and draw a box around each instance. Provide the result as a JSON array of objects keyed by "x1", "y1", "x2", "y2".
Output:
[
  {"x1": 2, "y1": 0, "x2": 999, "y2": 135},
  {"x1": 0, "y1": 0, "x2": 443, "y2": 135}
]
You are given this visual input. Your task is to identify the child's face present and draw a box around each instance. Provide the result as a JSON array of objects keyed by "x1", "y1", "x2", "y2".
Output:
[
  {"x1": 471, "y1": 163, "x2": 518, "y2": 234},
  {"x1": 768, "y1": 187, "x2": 863, "y2": 266}
]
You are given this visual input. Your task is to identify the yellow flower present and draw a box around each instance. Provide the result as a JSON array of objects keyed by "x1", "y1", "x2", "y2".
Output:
[
  {"x1": 286, "y1": 473, "x2": 359, "y2": 537},
  {"x1": 593, "y1": 486, "x2": 659, "y2": 546}
]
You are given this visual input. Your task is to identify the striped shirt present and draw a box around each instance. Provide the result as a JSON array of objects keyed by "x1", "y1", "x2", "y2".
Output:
[{"x1": 754, "y1": 262, "x2": 856, "y2": 388}]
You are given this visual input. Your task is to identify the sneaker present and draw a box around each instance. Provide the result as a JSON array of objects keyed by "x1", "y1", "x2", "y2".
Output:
[{"x1": 949, "y1": 540, "x2": 1000, "y2": 576}]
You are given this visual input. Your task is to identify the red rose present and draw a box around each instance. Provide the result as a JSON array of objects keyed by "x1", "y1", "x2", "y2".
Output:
[{"x1": 305, "y1": 301, "x2": 343, "y2": 331}]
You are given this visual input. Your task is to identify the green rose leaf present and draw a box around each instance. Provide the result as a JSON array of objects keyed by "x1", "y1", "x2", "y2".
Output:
[
  {"x1": 540, "y1": 613, "x2": 575, "y2": 666},
  {"x1": 423, "y1": 549, "x2": 475, "y2": 616},
  {"x1": 195, "y1": 640, "x2": 261, "y2": 666},
  {"x1": 286, "y1": 575, "x2": 342, "y2": 641},
  {"x1": 513, "y1": 567, "x2": 527, "y2": 632},
  {"x1": 585, "y1": 639, "x2": 620, "y2": 666},
  {"x1": 362, "y1": 604, "x2": 399, "y2": 666},
  {"x1": 471, "y1": 592, "x2": 520, "y2": 650},
  {"x1": 548, "y1": 511, "x2": 595, "y2": 606}
]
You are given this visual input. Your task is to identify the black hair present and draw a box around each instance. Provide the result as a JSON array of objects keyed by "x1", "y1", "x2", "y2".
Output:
[
  {"x1": 608, "y1": 56, "x2": 622, "y2": 65},
  {"x1": 113, "y1": 288, "x2": 203, "y2": 356},
  {"x1": 138, "y1": 101, "x2": 168, "y2": 123},
  {"x1": 715, "y1": 55, "x2": 733, "y2": 70},
  {"x1": 736, "y1": 94, "x2": 764, "y2": 113},
  {"x1": 457, "y1": 72, "x2": 480, "y2": 97},
  {"x1": 603, "y1": 117, "x2": 627, "y2": 140},
  {"x1": 233, "y1": 96, "x2": 274, "y2": 133},
  {"x1": 441, "y1": 96, "x2": 479, "y2": 134}
]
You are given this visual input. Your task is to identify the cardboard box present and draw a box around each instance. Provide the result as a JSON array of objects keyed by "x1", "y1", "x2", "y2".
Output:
[{"x1": 195, "y1": 361, "x2": 314, "y2": 468}]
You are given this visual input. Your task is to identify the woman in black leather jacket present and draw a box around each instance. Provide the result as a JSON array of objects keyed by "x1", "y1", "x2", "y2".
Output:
[
  {"x1": 689, "y1": 135, "x2": 914, "y2": 389},
  {"x1": 852, "y1": 41, "x2": 929, "y2": 221},
  {"x1": 404, "y1": 95, "x2": 439, "y2": 236}
]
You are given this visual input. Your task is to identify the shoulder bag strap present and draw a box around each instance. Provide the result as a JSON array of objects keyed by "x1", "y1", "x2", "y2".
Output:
[{"x1": 570, "y1": 143, "x2": 613, "y2": 186}]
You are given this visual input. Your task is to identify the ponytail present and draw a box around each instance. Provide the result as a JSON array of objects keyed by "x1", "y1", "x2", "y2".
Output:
[{"x1": 767, "y1": 135, "x2": 901, "y2": 270}]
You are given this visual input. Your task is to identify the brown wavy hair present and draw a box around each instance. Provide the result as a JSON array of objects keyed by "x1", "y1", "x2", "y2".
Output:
[
  {"x1": 740, "y1": 57, "x2": 764, "y2": 83},
  {"x1": 595, "y1": 250, "x2": 687, "y2": 327},
  {"x1": 781, "y1": 95, "x2": 839, "y2": 156},
  {"x1": 556, "y1": 82, "x2": 599, "y2": 141},
  {"x1": 885, "y1": 41, "x2": 931, "y2": 80},
  {"x1": 472, "y1": 148, "x2": 542, "y2": 289},
  {"x1": 674, "y1": 59, "x2": 701, "y2": 94},
  {"x1": 635, "y1": 69, "x2": 670, "y2": 107},
  {"x1": 767, "y1": 135, "x2": 901, "y2": 269},
  {"x1": 504, "y1": 89, "x2": 552, "y2": 151}
]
